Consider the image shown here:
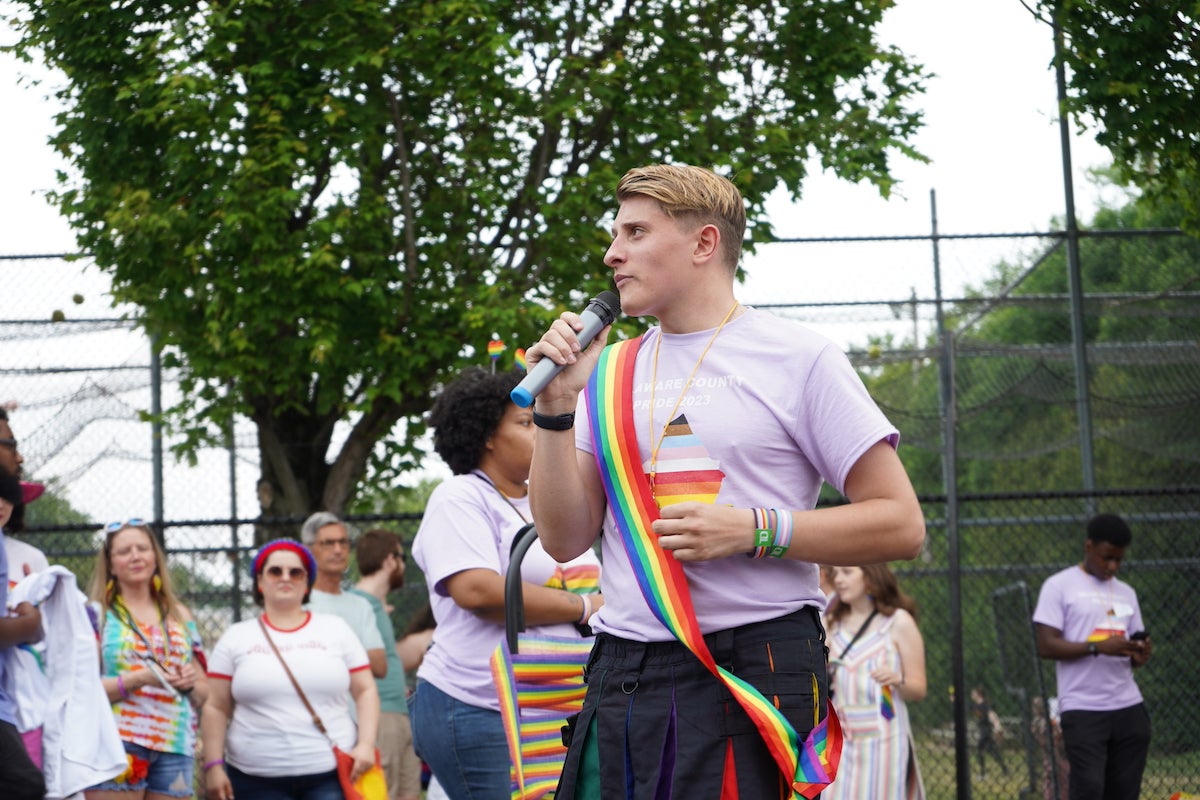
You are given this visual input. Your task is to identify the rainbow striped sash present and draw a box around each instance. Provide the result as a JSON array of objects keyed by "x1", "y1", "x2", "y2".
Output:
[{"x1": 585, "y1": 336, "x2": 841, "y2": 799}]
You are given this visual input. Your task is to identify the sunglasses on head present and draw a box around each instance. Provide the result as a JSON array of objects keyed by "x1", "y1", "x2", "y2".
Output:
[
  {"x1": 263, "y1": 565, "x2": 308, "y2": 580},
  {"x1": 104, "y1": 518, "x2": 147, "y2": 533}
]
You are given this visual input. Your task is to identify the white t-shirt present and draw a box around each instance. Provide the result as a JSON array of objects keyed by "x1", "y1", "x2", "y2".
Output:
[
  {"x1": 308, "y1": 589, "x2": 386, "y2": 651},
  {"x1": 4, "y1": 537, "x2": 50, "y2": 580},
  {"x1": 207, "y1": 612, "x2": 370, "y2": 777},
  {"x1": 575, "y1": 308, "x2": 900, "y2": 641}
]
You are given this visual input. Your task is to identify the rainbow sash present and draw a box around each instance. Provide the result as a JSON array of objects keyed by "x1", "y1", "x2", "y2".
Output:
[{"x1": 585, "y1": 336, "x2": 841, "y2": 799}]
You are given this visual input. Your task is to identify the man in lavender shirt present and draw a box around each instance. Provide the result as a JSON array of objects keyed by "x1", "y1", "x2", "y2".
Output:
[{"x1": 1033, "y1": 513, "x2": 1152, "y2": 800}]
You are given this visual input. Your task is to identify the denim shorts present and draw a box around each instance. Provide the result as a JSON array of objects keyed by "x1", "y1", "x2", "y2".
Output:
[{"x1": 90, "y1": 741, "x2": 194, "y2": 797}]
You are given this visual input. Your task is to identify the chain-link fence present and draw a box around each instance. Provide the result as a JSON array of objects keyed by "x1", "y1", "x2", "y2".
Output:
[
  {"x1": 9, "y1": 490, "x2": 1196, "y2": 799},
  {"x1": 5, "y1": 220, "x2": 1199, "y2": 798}
]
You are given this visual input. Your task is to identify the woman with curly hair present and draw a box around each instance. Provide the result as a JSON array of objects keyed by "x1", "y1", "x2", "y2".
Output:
[
  {"x1": 410, "y1": 367, "x2": 604, "y2": 798},
  {"x1": 86, "y1": 520, "x2": 208, "y2": 800},
  {"x1": 826, "y1": 563, "x2": 927, "y2": 800}
]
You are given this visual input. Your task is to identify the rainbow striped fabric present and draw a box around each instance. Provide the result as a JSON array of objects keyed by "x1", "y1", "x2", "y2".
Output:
[
  {"x1": 490, "y1": 635, "x2": 594, "y2": 800},
  {"x1": 585, "y1": 336, "x2": 842, "y2": 799},
  {"x1": 880, "y1": 684, "x2": 896, "y2": 721}
]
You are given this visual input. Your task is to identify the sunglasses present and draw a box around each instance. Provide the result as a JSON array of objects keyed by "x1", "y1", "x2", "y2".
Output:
[
  {"x1": 104, "y1": 518, "x2": 147, "y2": 533},
  {"x1": 263, "y1": 565, "x2": 308, "y2": 580},
  {"x1": 0, "y1": 438, "x2": 17, "y2": 450}
]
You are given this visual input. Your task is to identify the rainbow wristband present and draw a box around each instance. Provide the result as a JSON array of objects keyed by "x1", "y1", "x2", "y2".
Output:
[
  {"x1": 768, "y1": 508, "x2": 792, "y2": 558},
  {"x1": 750, "y1": 507, "x2": 776, "y2": 558}
]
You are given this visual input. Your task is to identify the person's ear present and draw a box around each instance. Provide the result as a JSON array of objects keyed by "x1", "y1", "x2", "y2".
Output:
[{"x1": 693, "y1": 223, "x2": 720, "y2": 264}]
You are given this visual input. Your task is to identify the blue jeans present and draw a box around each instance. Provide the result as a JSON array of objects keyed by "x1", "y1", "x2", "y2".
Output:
[
  {"x1": 89, "y1": 741, "x2": 193, "y2": 797},
  {"x1": 410, "y1": 679, "x2": 510, "y2": 800},
  {"x1": 226, "y1": 763, "x2": 344, "y2": 800}
]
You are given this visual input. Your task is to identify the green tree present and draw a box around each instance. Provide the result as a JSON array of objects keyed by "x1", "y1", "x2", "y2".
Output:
[
  {"x1": 5, "y1": 0, "x2": 927, "y2": 519},
  {"x1": 1034, "y1": 1, "x2": 1200, "y2": 230},
  {"x1": 865, "y1": 186, "x2": 1200, "y2": 494}
]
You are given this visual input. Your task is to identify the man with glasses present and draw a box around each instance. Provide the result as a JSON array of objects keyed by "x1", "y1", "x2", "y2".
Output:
[
  {"x1": 300, "y1": 512, "x2": 388, "y2": 678},
  {"x1": 0, "y1": 407, "x2": 46, "y2": 800},
  {"x1": 351, "y1": 529, "x2": 421, "y2": 800}
]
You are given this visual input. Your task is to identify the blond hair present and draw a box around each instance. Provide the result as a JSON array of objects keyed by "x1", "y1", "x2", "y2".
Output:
[
  {"x1": 89, "y1": 522, "x2": 186, "y2": 624},
  {"x1": 616, "y1": 164, "x2": 746, "y2": 272}
]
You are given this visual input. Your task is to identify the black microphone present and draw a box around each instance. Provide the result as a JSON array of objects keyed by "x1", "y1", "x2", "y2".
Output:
[{"x1": 510, "y1": 291, "x2": 621, "y2": 408}]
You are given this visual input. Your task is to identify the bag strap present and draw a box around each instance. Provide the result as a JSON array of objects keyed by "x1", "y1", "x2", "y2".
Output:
[
  {"x1": 837, "y1": 609, "x2": 879, "y2": 661},
  {"x1": 258, "y1": 616, "x2": 333, "y2": 743}
]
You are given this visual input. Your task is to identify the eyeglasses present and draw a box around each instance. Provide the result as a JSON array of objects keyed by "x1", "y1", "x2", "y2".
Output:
[
  {"x1": 0, "y1": 438, "x2": 17, "y2": 450},
  {"x1": 264, "y1": 565, "x2": 308, "y2": 580},
  {"x1": 314, "y1": 537, "x2": 351, "y2": 549},
  {"x1": 103, "y1": 518, "x2": 147, "y2": 533}
]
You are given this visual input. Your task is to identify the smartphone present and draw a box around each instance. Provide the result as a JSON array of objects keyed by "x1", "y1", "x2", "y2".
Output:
[{"x1": 1130, "y1": 630, "x2": 1149, "y2": 641}]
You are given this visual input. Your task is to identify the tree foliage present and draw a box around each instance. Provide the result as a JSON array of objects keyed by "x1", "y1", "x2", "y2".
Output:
[
  {"x1": 4, "y1": 0, "x2": 927, "y2": 517},
  {"x1": 1035, "y1": 1, "x2": 1200, "y2": 230},
  {"x1": 866, "y1": 186, "x2": 1200, "y2": 495}
]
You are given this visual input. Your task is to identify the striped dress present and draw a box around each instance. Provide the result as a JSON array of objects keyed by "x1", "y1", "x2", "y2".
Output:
[{"x1": 826, "y1": 614, "x2": 925, "y2": 800}]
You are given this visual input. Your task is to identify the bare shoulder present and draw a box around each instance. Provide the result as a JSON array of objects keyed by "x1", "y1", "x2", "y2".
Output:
[{"x1": 889, "y1": 608, "x2": 920, "y2": 635}]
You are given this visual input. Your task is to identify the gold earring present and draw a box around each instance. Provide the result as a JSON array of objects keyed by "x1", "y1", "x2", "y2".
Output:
[
  {"x1": 106, "y1": 577, "x2": 115, "y2": 595},
  {"x1": 152, "y1": 574, "x2": 162, "y2": 593}
]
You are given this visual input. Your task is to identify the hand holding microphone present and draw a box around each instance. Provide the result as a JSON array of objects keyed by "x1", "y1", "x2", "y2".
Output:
[{"x1": 512, "y1": 291, "x2": 621, "y2": 408}]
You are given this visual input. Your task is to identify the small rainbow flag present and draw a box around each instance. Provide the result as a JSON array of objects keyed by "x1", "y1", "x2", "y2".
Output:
[
  {"x1": 881, "y1": 684, "x2": 896, "y2": 721},
  {"x1": 488, "y1": 338, "x2": 507, "y2": 361},
  {"x1": 514, "y1": 347, "x2": 528, "y2": 372}
]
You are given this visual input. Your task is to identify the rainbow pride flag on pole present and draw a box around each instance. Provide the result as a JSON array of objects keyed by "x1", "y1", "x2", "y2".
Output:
[{"x1": 585, "y1": 336, "x2": 842, "y2": 799}]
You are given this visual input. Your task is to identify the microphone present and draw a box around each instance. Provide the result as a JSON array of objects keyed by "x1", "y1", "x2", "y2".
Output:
[{"x1": 510, "y1": 291, "x2": 621, "y2": 408}]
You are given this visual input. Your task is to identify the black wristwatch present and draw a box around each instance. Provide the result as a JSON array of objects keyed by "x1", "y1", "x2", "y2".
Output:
[{"x1": 1087, "y1": 641, "x2": 1099, "y2": 657}]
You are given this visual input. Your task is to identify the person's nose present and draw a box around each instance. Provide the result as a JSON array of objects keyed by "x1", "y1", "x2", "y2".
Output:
[{"x1": 603, "y1": 238, "x2": 623, "y2": 269}]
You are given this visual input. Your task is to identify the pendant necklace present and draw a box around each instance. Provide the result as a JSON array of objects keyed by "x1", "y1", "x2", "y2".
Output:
[{"x1": 647, "y1": 301, "x2": 740, "y2": 504}]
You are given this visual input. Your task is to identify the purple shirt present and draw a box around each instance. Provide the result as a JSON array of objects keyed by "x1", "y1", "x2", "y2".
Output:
[
  {"x1": 413, "y1": 472, "x2": 601, "y2": 711},
  {"x1": 1033, "y1": 564, "x2": 1145, "y2": 713},
  {"x1": 575, "y1": 308, "x2": 900, "y2": 642}
]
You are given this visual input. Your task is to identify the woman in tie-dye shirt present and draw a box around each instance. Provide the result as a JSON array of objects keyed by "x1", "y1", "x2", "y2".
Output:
[{"x1": 86, "y1": 520, "x2": 208, "y2": 800}]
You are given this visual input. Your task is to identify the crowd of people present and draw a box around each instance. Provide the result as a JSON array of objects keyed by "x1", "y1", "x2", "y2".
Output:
[{"x1": 1, "y1": 164, "x2": 1155, "y2": 800}]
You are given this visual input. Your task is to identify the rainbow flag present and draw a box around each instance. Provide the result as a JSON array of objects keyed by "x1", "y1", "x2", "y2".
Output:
[
  {"x1": 880, "y1": 684, "x2": 896, "y2": 721},
  {"x1": 585, "y1": 336, "x2": 842, "y2": 799},
  {"x1": 488, "y1": 338, "x2": 507, "y2": 361},
  {"x1": 490, "y1": 635, "x2": 594, "y2": 800},
  {"x1": 514, "y1": 347, "x2": 528, "y2": 371}
]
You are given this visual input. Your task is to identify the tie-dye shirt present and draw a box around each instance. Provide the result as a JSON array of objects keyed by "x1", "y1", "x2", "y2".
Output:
[{"x1": 100, "y1": 605, "x2": 203, "y2": 755}]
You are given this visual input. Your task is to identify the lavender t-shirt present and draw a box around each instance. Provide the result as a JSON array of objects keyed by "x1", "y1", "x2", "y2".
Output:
[
  {"x1": 413, "y1": 472, "x2": 601, "y2": 710},
  {"x1": 575, "y1": 307, "x2": 899, "y2": 642},
  {"x1": 1033, "y1": 564, "x2": 1145, "y2": 713}
]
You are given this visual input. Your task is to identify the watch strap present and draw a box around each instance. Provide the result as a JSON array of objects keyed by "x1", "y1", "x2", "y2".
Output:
[{"x1": 533, "y1": 410, "x2": 575, "y2": 431}]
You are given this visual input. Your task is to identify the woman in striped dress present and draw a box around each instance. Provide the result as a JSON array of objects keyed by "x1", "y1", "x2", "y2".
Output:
[{"x1": 826, "y1": 564, "x2": 927, "y2": 800}]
